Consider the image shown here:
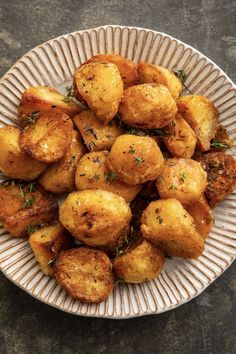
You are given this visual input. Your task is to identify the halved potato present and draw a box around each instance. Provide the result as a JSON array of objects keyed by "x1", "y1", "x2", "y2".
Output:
[
  {"x1": 19, "y1": 110, "x2": 73, "y2": 163},
  {"x1": 54, "y1": 247, "x2": 114, "y2": 303},
  {"x1": 0, "y1": 126, "x2": 47, "y2": 180}
]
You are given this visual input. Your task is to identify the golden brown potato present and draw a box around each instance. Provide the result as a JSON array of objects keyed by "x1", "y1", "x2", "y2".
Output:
[
  {"x1": 141, "y1": 198, "x2": 204, "y2": 259},
  {"x1": 74, "y1": 62, "x2": 123, "y2": 123},
  {"x1": 19, "y1": 110, "x2": 73, "y2": 163},
  {"x1": 177, "y1": 95, "x2": 219, "y2": 151},
  {"x1": 39, "y1": 130, "x2": 86, "y2": 194},
  {"x1": 0, "y1": 126, "x2": 47, "y2": 180},
  {"x1": 186, "y1": 195, "x2": 213, "y2": 239},
  {"x1": 54, "y1": 247, "x2": 114, "y2": 303},
  {"x1": 195, "y1": 151, "x2": 236, "y2": 208},
  {"x1": 163, "y1": 113, "x2": 197, "y2": 158},
  {"x1": 106, "y1": 134, "x2": 164, "y2": 185},
  {"x1": 113, "y1": 238, "x2": 165, "y2": 283},
  {"x1": 18, "y1": 86, "x2": 82, "y2": 126},
  {"x1": 29, "y1": 223, "x2": 73, "y2": 276},
  {"x1": 156, "y1": 158, "x2": 207, "y2": 206},
  {"x1": 75, "y1": 151, "x2": 141, "y2": 202},
  {"x1": 119, "y1": 83, "x2": 177, "y2": 129},
  {"x1": 0, "y1": 183, "x2": 58, "y2": 238},
  {"x1": 138, "y1": 62, "x2": 183, "y2": 99},
  {"x1": 73, "y1": 110, "x2": 123, "y2": 151},
  {"x1": 59, "y1": 190, "x2": 131, "y2": 251}
]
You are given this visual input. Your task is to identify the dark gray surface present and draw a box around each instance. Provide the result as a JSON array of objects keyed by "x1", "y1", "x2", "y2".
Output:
[{"x1": 0, "y1": 0, "x2": 235, "y2": 353}]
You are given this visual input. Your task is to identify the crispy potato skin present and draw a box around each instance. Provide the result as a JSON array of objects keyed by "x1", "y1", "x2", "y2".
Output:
[
  {"x1": 196, "y1": 151, "x2": 236, "y2": 207},
  {"x1": 39, "y1": 130, "x2": 86, "y2": 194},
  {"x1": 138, "y1": 62, "x2": 183, "y2": 99},
  {"x1": 106, "y1": 134, "x2": 164, "y2": 185},
  {"x1": 156, "y1": 158, "x2": 207, "y2": 206},
  {"x1": 18, "y1": 86, "x2": 81, "y2": 126},
  {"x1": 141, "y1": 198, "x2": 204, "y2": 259},
  {"x1": 0, "y1": 126, "x2": 47, "y2": 180},
  {"x1": 29, "y1": 223, "x2": 73, "y2": 276},
  {"x1": 186, "y1": 195, "x2": 213, "y2": 239},
  {"x1": 75, "y1": 151, "x2": 141, "y2": 202},
  {"x1": 113, "y1": 239, "x2": 165, "y2": 283},
  {"x1": 163, "y1": 113, "x2": 197, "y2": 158},
  {"x1": 19, "y1": 110, "x2": 73, "y2": 163},
  {"x1": 59, "y1": 190, "x2": 131, "y2": 251},
  {"x1": 119, "y1": 83, "x2": 177, "y2": 129},
  {"x1": 73, "y1": 110, "x2": 123, "y2": 151},
  {"x1": 177, "y1": 95, "x2": 219, "y2": 151},
  {"x1": 54, "y1": 247, "x2": 114, "y2": 303},
  {"x1": 74, "y1": 62, "x2": 123, "y2": 123},
  {"x1": 0, "y1": 184, "x2": 58, "y2": 238}
]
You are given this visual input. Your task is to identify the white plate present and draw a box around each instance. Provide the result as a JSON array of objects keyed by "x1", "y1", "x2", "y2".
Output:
[{"x1": 0, "y1": 25, "x2": 235, "y2": 319}]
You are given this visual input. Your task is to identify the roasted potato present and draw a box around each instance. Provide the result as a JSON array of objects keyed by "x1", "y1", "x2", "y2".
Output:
[
  {"x1": 177, "y1": 95, "x2": 219, "y2": 151},
  {"x1": 59, "y1": 190, "x2": 131, "y2": 251},
  {"x1": 138, "y1": 62, "x2": 183, "y2": 99},
  {"x1": 0, "y1": 183, "x2": 58, "y2": 237},
  {"x1": 186, "y1": 195, "x2": 213, "y2": 239},
  {"x1": 163, "y1": 113, "x2": 197, "y2": 158},
  {"x1": 106, "y1": 134, "x2": 164, "y2": 185},
  {"x1": 74, "y1": 62, "x2": 123, "y2": 123},
  {"x1": 39, "y1": 130, "x2": 86, "y2": 194},
  {"x1": 119, "y1": 83, "x2": 177, "y2": 129},
  {"x1": 54, "y1": 247, "x2": 114, "y2": 303},
  {"x1": 0, "y1": 126, "x2": 47, "y2": 180},
  {"x1": 73, "y1": 110, "x2": 123, "y2": 151},
  {"x1": 75, "y1": 151, "x2": 141, "y2": 202},
  {"x1": 156, "y1": 158, "x2": 207, "y2": 206},
  {"x1": 141, "y1": 198, "x2": 204, "y2": 259},
  {"x1": 18, "y1": 86, "x2": 81, "y2": 126},
  {"x1": 113, "y1": 238, "x2": 165, "y2": 283},
  {"x1": 19, "y1": 110, "x2": 73, "y2": 163},
  {"x1": 196, "y1": 151, "x2": 236, "y2": 207},
  {"x1": 29, "y1": 223, "x2": 73, "y2": 276}
]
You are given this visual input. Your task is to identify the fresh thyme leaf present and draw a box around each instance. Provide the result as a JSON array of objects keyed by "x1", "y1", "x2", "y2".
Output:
[
  {"x1": 156, "y1": 175, "x2": 164, "y2": 184},
  {"x1": 62, "y1": 86, "x2": 74, "y2": 103},
  {"x1": 179, "y1": 172, "x2": 187, "y2": 182},
  {"x1": 24, "y1": 111, "x2": 40, "y2": 124},
  {"x1": 48, "y1": 258, "x2": 56, "y2": 267},
  {"x1": 83, "y1": 125, "x2": 98, "y2": 139},
  {"x1": 28, "y1": 182, "x2": 36, "y2": 193},
  {"x1": 169, "y1": 184, "x2": 177, "y2": 190},
  {"x1": 104, "y1": 171, "x2": 117, "y2": 183},
  {"x1": 173, "y1": 69, "x2": 187, "y2": 82},
  {"x1": 134, "y1": 156, "x2": 144, "y2": 165},
  {"x1": 210, "y1": 139, "x2": 230, "y2": 149},
  {"x1": 22, "y1": 195, "x2": 36, "y2": 208},
  {"x1": 25, "y1": 224, "x2": 38, "y2": 235},
  {"x1": 128, "y1": 146, "x2": 135, "y2": 154}
]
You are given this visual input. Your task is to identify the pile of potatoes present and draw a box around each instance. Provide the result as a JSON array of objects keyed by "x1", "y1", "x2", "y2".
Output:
[{"x1": 0, "y1": 54, "x2": 236, "y2": 304}]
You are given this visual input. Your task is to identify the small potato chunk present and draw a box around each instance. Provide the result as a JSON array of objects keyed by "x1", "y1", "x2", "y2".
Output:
[
  {"x1": 74, "y1": 62, "x2": 123, "y2": 123},
  {"x1": 39, "y1": 130, "x2": 86, "y2": 194},
  {"x1": 106, "y1": 134, "x2": 164, "y2": 185},
  {"x1": 163, "y1": 113, "x2": 197, "y2": 158},
  {"x1": 138, "y1": 62, "x2": 183, "y2": 99},
  {"x1": 54, "y1": 247, "x2": 114, "y2": 303},
  {"x1": 18, "y1": 86, "x2": 81, "y2": 126},
  {"x1": 59, "y1": 190, "x2": 131, "y2": 251},
  {"x1": 29, "y1": 223, "x2": 73, "y2": 276},
  {"x1": 75, "y1": 151, "x2": 141, "y2": 202},
  {"x1": 0, "y1": 183, "x2": 58, "y2": 238},
  {"x1": 0, "y1": 126, "x2": 47, "y2": 180},
  {"x1": 196, "y1": 151, "x2": 236, "y2": 208},
  {"x1": 73, "y1": 110, "x2": 123, "y2": 151},
  {"x1": 119, "y1": 83, "x2": 177, "y2": 129},
  {"x1": 19, "y1": 110, "x2": 73, "y2": 163},
  {"x1": 156, "y1": 158, "x2": 207, "y2": 206},
  {"x1": 186, "y1": 195, "x2": 213, "y2": 239},
  {"x1": 177, "y1": 95, "x2": 219, "y2": 151},
  {"x1": 113, "y1": 239, "x2": 165, "y2": 283},
  {"x1": 141, "y1": 198, "x2": 204, "y2": 259}
]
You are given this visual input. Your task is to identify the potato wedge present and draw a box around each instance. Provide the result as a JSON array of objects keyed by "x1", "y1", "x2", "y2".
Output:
[
  {"x1": 0, "y1": 126, "x2": 47, "y2": 180},
  {"x1": 19, "y1": 110, "x2": 73, "y2": 163},
  {"x1": 54, "y1": 247, "x2": 114, "y2": 303},
  {"x1": 73, "y1": 110, "x2": 123, "y2": 151},
  {"x1": 177, "y1": 95, "x2": 219, "y2": 151},
  {"x1": 29, "y1": 223, "x2": 73, "y2": 276},
  {"x1": 74, "y1": 62, "x2": 123, "y2": 123},
  {"x1": 141, "y1": 198, "x2": 204, "y2": 259}
]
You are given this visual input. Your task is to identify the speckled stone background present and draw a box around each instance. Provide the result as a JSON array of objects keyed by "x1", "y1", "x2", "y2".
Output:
[{"x1": 0, "y1": 1, "x2": 236, "y2": 353}]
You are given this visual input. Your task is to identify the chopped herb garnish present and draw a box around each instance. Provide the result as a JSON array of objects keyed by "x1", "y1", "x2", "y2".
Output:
[
  {"x1": 83, "y1": 125, "x2": 98, "y2": 139},
  {"x1": 48, "y1": 258, "x2": 56, "y2": 267},
  {"x1": 156, "y1": 175, "x2": 164, "y2": 184},
  {"x1": 210, "y1": 139, "x2": 230, "y2": 149},
  {"x1": 173, "y1": 68, "x2": 192, "y2": 94},
  {"x1": 62, "y1": 86, "x2": 74, "y2": 103},
  {"x1": 134, "y1": 156, "x2": 144, "y2": 165},
  {"x1": 88, "y1": 141, "x2": 96, "y2": 151},
  {"x1": 104, "y1": 171, "x2": 118, "y2": 183},
  {"x1": 179, "y1": 172, "x2": 187, "y2": 182},
  {"x1": 19, "y1": 184, "x2": 36, "y2": 208},
  {"x1": 28, "y1": 182, "x2": 36, "y2": 193},
  {"x1": 128, "y1": 146, "x2": 135, "y2": 154},
  {"x1": 25, "y1": 225, "x2": 38, "y2": 235},
  {"x1": 169, "y1": 184, "x2": 177, "y2": 190},
  {"x1": 24, "y1": 111, "x2": 40, "y2": 124}
]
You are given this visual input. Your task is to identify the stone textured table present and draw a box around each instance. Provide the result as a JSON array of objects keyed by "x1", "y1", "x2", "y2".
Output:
[{"x1": 0, "y1": 1, "x2": 235, "y2": 353}]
